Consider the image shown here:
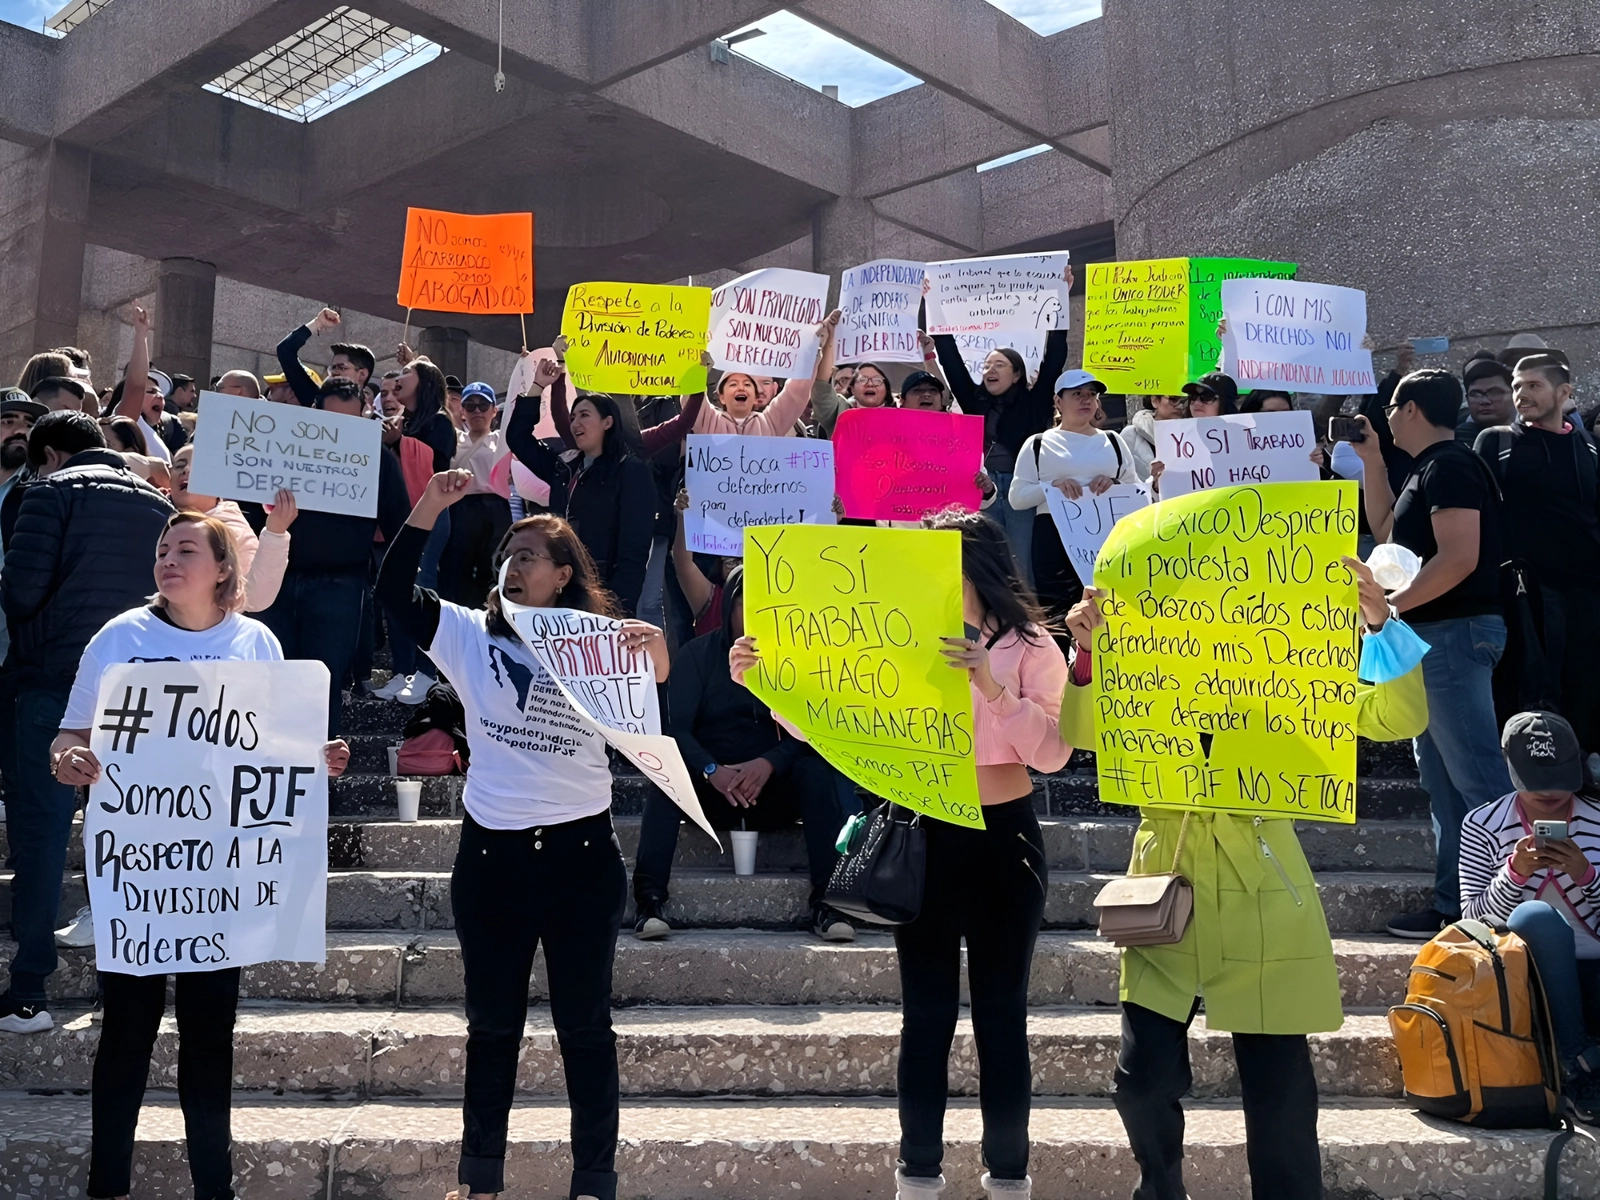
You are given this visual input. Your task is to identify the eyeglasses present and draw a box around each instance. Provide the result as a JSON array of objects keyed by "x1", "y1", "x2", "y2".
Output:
[
  {"x1": 461, "y1": 399, "x2": 494, "y2": 413},
  {"x1": 507, "y1": 549, "x2": 557, "y2": 568},
  {"x1": 1466, "y1": 387, "x2": 1512, "y2": 401}
]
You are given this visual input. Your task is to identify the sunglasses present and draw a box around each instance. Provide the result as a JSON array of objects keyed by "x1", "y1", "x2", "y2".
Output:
[{"x1": 461, "y1": 398, "x2": 494, "y2": 413}]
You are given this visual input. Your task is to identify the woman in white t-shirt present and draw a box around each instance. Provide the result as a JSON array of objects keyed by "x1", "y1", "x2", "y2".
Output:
[
  {"x1": 1008, "y1": 369, "x2": 1140, "y2": 621},
  {"x1": 375, "y1": 470, "x2": 668, "y2": 1200},
  {"x1": 49, "y1": 511, "x2": 350, "y2": 1200}
]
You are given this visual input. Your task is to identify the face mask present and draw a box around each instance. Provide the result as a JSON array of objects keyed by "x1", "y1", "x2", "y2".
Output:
[{"x1": 1359, "y1": 618, "x2": 1430, "y2": 684}]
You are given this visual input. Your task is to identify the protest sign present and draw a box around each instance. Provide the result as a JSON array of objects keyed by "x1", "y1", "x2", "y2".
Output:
[
  {"x1": 560, "y1": 282, "x2": 711, "y2": 395},
  {"x1": 925, "y1": 252, "x2": 1070, "y2": 335},
  {"x1": 396, "y1": 208, "x2": 533, "y2": 315},
  {"x1": 1045, "y1": 483, "x2": 1150, "y2": 580},
  {"x1": 1090, "y1": 481, "x2": 1361, "y2": 823},
  {"x1": 503, "y1": 604, "x2": 716, "y2": 842},
  {"x1": 685, "y1": 434, "x2": 835, "y2": 556},
  {"x1": 83, "y1": 661, "x2": 329, "y2": 975},
  {"x1": 1154, "y1": 410, "x2": 1319, "y2": 498},
  {"x1": 189, "y1": 392, "x2": 384, "y2": 518},
  {"x1": 836, "y1": 259, "x2": 927, "y2": 364},
  {"x1": 743, "y1": 524, "x2": 983, "y2": 827},
  {"x1": 949, "y1": 330, "x2": 1047, "y2": 389},
  {"x1": 1083, "y1": 257, "x2": 1296, "y2": 395},
  {"x1": 708, "y1": 267, "x2": 830, "y2": 378},
  {"x1": 1221, "y1": 279, "x2": 1375, "y2": 394},
  {"x1": 833, "y1": 408, "x2": 983, "y2": 522}
]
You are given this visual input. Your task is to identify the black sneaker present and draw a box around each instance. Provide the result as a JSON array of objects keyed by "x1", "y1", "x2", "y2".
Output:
[
  {"x1": 1386, "y1": 909, "x2": 1453, "y2": 940},
  {"x1": 1565, "y1": 1065, "x2": 1600, "y2": 1126},
  {"x1": 0, "y1": 993, "x2": 52, "y2": 1034},
  {"x1": 812, "y1": 904, "x2": 856, "y2": 943},
  {"x1": 633, "y1": 899, "x2": 670, "y2": 941}
]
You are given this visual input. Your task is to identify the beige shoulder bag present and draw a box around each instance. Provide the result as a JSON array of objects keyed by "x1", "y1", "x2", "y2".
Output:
[{"x1": 1093, "y1": 813, "x2": 1193, "y2": 947}]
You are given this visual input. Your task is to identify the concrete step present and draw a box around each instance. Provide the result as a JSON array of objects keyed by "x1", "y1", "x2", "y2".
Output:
[
  {"x1": 0, "y1": 1093, "x2": 1583, "y2": 1200},
  {"x1": 2, "y1": 1004, "x2": 1404, "y2": 1098},
  {"x1": 31, "y1": 930, "x2": 1423, "y2": 1011}
]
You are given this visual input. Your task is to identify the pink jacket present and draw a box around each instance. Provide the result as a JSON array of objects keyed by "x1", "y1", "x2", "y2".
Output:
[
  {"x1": 693, "y1": 376, "x2": 812, "y2": 437},
  {"x1": 209, "y1": 500, "x2": 289, "y2": 613},
  {"x1": 973, "y1": 626, "x2": 1071, "y2": 770}
]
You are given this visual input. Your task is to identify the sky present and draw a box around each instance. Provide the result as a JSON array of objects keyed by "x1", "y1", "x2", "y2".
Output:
[{"x1": 0, "y1": 0, "x2": 57, "y2": 33}]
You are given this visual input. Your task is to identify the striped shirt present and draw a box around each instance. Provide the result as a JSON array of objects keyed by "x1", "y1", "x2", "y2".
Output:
[{"x1": 1460, "y1": 792, "x2": 1600, "y2": 958}]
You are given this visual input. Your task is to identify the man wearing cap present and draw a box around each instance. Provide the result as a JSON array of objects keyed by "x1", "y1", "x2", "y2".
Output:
[
  {"x1": 898, "y1": 369, "x2": 950, "y2": 412},
  {"x1": 1182, "y1": 371, "x2": 1239, "y2": 417},
  {"x1": 440, "y1": 382, "x2": 512, "y2": 614},
  {"x1": 1459, "y1": 710, "x2": 1600, "y2": 1123},
  {"x1": 0, "y1": 391, "x2": 45, "y2": 562},
  {"x1": 444, "y1": 375, "x2": 465, "y2": 427}
]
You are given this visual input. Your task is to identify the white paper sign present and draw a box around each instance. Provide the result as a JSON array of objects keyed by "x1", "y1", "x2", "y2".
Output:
[
  {"x1": 1045, "y1": 483, "x2": 1151, "y2": 578},
  {"x1": 708, "y1": 267, "x2": 830, "y2": 379},
  {"x1": 836, "y1": 259, "x2": 926, "y2": 364},
  {"x1": 1154, "y1": 411, "x2": 1319, "y2": 497},
  {"x1": 950, "y1": 330, "x2": 1047, "y2": 388},
  {"x1": 685, "y1": 434, "x2": 836, "y2": 556},
  {"x1": 925, "y1": 252, "x2": 1070, "y2": 335},
  {"x1": 1221, "y1": 279, "x2": 1376, "y2": 395},
  {"x1": 84, "y1": 661, "x2": 330, "y2": 976},
  {"x1": 189, "y1": 392, "x2": 384, "y2": 517},
  {"x1": 501, "y1": 603, "x2": 718, "y2": 844}
]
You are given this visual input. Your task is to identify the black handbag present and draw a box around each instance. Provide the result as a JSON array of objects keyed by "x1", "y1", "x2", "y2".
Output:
[{"x1": 824, "y1": 803, "x2": 926, "y2": 924}]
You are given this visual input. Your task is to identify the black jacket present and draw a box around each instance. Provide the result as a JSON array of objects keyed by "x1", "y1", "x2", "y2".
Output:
[
  {"x1": 505, "y1": 397, "x2": 657, "y2": 616},
  {"x1": 933, "y1": 328, "x2": 1070, "y2": 468},
  {"x1": 275, "y1": 324, "x2": 322, "y2": 407},
  {"x1": 1, "y1": 450, "x2": 174, "y2": 687}
]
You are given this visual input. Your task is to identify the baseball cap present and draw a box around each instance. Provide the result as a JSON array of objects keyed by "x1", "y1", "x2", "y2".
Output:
[
  {"x1": 147, "y1": 368, "x2": 172, "y2": 398},
  {"x1": 263, "y1": 366, "x2": 323, "y2": 388},
  {"x1": 461, "y1": 382, "x2": 498, "y2": 406},
  {"x1": 445, "y1": 375, "x2": 464, "y2": 392},
  {"x1": 899, "y1": 370, "x2": 945, "y2": 395},
  {"x1": 1, "y1": 392, "x2": 48, "y2": 419},
  {"x1": 1502, "y1": 710, "x2": 1584, "y2": 794},
  {"x1": 1182, "y1": 372, "x2": 1240, "y2": 405},
  {"x1": 1054, "y1": 368, "x2": 1106, "y2": 394}
]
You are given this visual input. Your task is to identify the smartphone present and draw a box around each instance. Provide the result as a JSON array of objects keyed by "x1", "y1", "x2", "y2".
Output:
[
  {"x1": 1534, "y1": 819, "x2": 1569, "y2": 848},
  {"x1": 1328, "y1": 416, "x2": 1366, "y2": 443},
  {"x1": 1410, "y1": 336, "x2": 1449, "y2": 354}
]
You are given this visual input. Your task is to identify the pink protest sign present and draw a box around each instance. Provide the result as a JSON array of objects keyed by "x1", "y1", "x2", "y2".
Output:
[{"x1": 833, "y1": 408, "x2": 984, "y2": 522}]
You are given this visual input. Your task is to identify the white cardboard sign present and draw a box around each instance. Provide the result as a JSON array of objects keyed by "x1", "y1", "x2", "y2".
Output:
[
  {"x1": 685, "y1": 434, "x2": 836, "y2": 556},
  {"x1": 836, "y1": 259, "x2": 926, "y2": 364},
  {"x1": 1154, "y1": 411, "x2": 1319, "y2": 497},
  {"x1": 925, "y1": 252, "x2": 1070, "y2": 335},
  {"x1": 189, "y1": 392, "x2": 384, "y2": 517},
  {"x1": 1221, "y1": 279, "x2": 1376, "y2": 394},
  {"x1": 708, "y1": 267, "x2": 830, "y2": 379},
  {"x1": 84, "y1": 661, "x2": 330, "y2": 976},
  {"x1": 1045, "y1": 483, "x2": 1151, "y2": 579}
]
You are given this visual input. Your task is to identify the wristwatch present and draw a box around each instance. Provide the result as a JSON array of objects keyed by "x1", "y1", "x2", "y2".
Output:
[
  {"x1": 1366, "y1": 602, "x2": 1398, "y2": 633},
  {"x1": 702, "y1": 763, "x2": 719, "y2": 779}
]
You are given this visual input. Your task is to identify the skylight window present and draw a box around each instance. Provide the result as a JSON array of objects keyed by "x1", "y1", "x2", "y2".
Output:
[
  {"x1": 723, "y1": 10, "x2": 920, "y2": 107},
  {"x1": 981, "y1": 0, "x2": 1101, "y2": 36}
]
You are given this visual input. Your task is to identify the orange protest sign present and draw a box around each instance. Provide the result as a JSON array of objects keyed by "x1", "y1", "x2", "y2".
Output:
[{"x1": 396, "y1": 208, "x2": 533, "y2": 315}]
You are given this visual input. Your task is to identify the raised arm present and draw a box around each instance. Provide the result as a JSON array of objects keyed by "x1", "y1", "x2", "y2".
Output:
[
  {"x1": 671, "y1": 491, "x2": 715, "y2": 619},
  {"x1": 115, "y1": 305, "x2": 152, "y2": 421},
  {"x1": 376, "y1": 470, "x2": 472, "y2": 650},
  {"x1": 639, "y1": 365, "x2": 709, "y2": 457},
  {"x1": 932, "y1": 333, "x2": 984, "y2": 413},
  {"x1": 277, "y1": 307, "x2": 339, "y2": 406}
]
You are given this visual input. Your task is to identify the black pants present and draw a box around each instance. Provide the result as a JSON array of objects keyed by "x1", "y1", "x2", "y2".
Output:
[
  {"x1": 443, "y1": 493, "x2": 513, "y2": 610},
  {"x1": 453, "y1": 811, "x2": 627, "y2": 1199},
  {"x1": 894, "y1": 797, "x2": 1047, "y2": 1180},
  {"x1": 1113, "y1": 1000, "x2": 1323, "y2": 1200},
  {"x1": 89, "y1": 968, "x2": 241, "y2": 1200}
]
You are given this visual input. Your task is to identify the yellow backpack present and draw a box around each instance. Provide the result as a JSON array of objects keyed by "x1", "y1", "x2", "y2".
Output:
[{"x1": 1389, "y1": 918, "x2": 1559, "y2": 1128}]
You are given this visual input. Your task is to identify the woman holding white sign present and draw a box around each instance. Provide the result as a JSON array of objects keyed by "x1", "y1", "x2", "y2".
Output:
[
  {"x1": 50, "y1": 511, "x2": 350, "y2": 1200},
  {"x1": 377, "y1": 470, "x2": 668, "y2": 1200}
]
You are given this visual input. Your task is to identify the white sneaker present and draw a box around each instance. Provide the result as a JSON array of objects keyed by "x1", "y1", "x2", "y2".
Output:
[
  {"x1": 394, "y1": 675, "x2": 431, "y2": 705},
  {"x1": 0, "y1": 995, "x2": 51, "y2": 1034},
  {"x1": 370, "y1": 674, "x2": 409, "y2": 701},
  {"x1": 56, "y1": 904, "x2": 94, "y2": 948}
]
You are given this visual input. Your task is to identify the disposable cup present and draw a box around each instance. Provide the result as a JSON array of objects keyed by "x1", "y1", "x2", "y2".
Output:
[
  {"x1": 730, "y1": 830, "x2": 759, "y2": 876},
  {"x1": 395, "y1": 780, "x2": 423, "y2": 823},
  {"x1": 387, "y1": 745, "x2": 401, "y2": 776}
]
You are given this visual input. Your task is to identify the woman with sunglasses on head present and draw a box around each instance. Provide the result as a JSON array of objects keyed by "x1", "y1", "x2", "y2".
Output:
[
  {"x1": 377, "y1": 470, "x2": 668, "y2": 1200},
  {"x1": 441, "y1": 382, "x2": 513, "y2": 609}
]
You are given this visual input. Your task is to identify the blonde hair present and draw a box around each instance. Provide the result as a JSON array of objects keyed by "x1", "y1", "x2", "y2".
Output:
[{"x1": 153, "y1": 512, "x2": 246, "y2": 613}]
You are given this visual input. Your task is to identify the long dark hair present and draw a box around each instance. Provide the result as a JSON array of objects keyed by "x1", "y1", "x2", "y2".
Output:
[
  {"x1": 570, "y1": 392, "x2": 638, "y2": 459},
  {"x1": 921, "y1": 506, "x2": 1048, "y2": 644},
  {"x1": 485, "y1": 514, "x2": 621, "y2": 637},
  {"x1": 404, "y1": 358, "x2": 448, "y2": 438}
]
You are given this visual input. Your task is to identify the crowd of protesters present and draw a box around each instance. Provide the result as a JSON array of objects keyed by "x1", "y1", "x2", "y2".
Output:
[{"x1": 1, "y1": 263, "x2": 1598, "y2": 1200}]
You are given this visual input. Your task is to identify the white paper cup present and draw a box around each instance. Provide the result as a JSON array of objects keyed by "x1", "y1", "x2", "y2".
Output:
[
  {"x1": 387, "y1": 745, "x2": 401, "y2": 776},
  {"x1": 730, "y1": 830, "x2": 759, "y2": 876},
  {"x1": 395, "y1": 780, "x2": 423, "y2": 823}
]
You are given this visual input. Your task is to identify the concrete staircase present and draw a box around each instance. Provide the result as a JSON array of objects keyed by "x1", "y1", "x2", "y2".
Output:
[{"x1": 3, "y1": 693, "x2": 1597, "y2": 1198}]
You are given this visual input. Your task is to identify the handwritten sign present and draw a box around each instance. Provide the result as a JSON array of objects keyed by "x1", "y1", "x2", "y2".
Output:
[
  {"x1": 1090, "y1": 482, "x2": 1360, "y2": 822},
  {"x1": 708, "y1": 267, "x2": 829, "y2": 379},
  {"x1": 84, "y1": 661, "x2": 329, "y2": 975},
  {"x1": 396, "y1": 208, "x2": 533, "y2": 315},
  {"x1": 951, "y1": 331, "x2": 1046, "y2": 390},
  {"x1": 502, "y1": 604, "x2": 716, "y2": 842},
  {"x1": 685, "y1": 434, "x2": 836, "y2": 556},
  {"x1": 560, "y1": 282, "x2": 711, "y2": 395},
  {"x1": 836, "y1": 259, "x2": 926, "y2": 364},
  {"x1": 833, "y1": 408, "x2": 983, "y2": 522},
  {"x1": 1045, "y1": 483, "x2": 1150, "y2": 580},
  {"x1": 925, "y1": 252, "x2": 1070, "y2": 335},
  {"x1": 1221, "y1": 279, "x2": 1375, "y2": 394},
  {"x1": 189, "y1": 392, "x2": 384, "y2": 518},
  {"x1": 743, "y1": 525, "x2": 982, "y2": 827},
  {"x1": 1154, "y1": 411, "x2": 1318, "y2": 498},
  {"x1": 1083, "y1": 257, "x2": 1296, "y2": 395}
]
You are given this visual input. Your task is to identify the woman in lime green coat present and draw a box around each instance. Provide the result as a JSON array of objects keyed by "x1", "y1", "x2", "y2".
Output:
[{"x1": 1059, "y1": 559, "x2": 1428, "y2": 1200}]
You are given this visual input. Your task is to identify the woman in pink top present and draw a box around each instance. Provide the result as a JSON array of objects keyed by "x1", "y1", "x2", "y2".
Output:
[
  {"x1": 730, "y1": 506, "x2": 1069, "y2": 1200},
  {"x1": 694, "y1": 311, "x2": 840, "y2": 437}
]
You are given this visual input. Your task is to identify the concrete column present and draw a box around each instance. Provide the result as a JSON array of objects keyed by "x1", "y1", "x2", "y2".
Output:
[
  {"x1": 417, "y1": 326, "x2": 470, "y2": 382},
  {"x1": 811, "y1": 197, "x2": 876, "y2": 308},
  {"x1": 154, "y1": 258, "x2": 217, "y2": 384},
  {"x1": 0, "y1": 141, "x2": 90, "y2": 379}
]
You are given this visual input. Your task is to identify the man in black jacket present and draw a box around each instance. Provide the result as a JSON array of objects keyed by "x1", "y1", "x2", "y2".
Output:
[
  {"x1": 0, "y1": 411, "x2": 172, "y2": 1031},
  {"x1": 276, "y1": 307, "x2": 375, "y2": 407}
]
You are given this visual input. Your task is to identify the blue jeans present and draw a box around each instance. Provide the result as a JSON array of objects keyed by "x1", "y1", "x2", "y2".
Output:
[
  {"x1": 387, "y1": 515, "x2": 449, "y2": 680},
  {"x1": 1413, "y1": 616, "x2": 1513, "y2": 916},
  {"x1": 637, "y1": 534, "x2": 669, "y2": 630},
  {"x1": 258, "y1": 572, "x2": 368, "y2": 737},
  {"x1": 1507, "y1": 900, "x2": 1600, "y2": 1070},
  {"x1": 3, "y1": 685, "x2": 76, "y2": 1002},
  {"x1": 987, "y1": 469, "x2": 1034, "y2": 589}
]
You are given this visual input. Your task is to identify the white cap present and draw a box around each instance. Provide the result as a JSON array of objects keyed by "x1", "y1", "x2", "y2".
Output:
[
  {"x1": 1054, "y1": 368, "x2": 1105, "y2": 394},
  {"x1": 146, "y1": 368, "x2": 172, "y2": 398}
]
